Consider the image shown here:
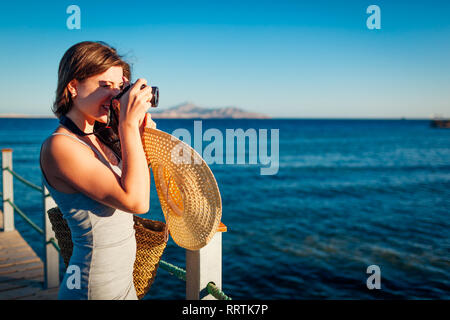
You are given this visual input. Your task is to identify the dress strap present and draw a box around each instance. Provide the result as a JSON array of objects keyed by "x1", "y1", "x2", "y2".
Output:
[
  {"x1": 51, "y1": 132, "x2": 91, "y2": 147},
  {"x1": 51, "y1": 132, "x2": 109, "y2": 167}
]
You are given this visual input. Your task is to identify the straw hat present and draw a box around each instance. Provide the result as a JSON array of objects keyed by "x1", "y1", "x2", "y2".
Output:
[{"x1": 141, "y1": 126, "x2": 222, "y2": 250}]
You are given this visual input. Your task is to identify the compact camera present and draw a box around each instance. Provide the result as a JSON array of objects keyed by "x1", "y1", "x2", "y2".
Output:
[
  {"x1": 112, "y1": 84, "x2": 159, "y2": 108},
  {"x1": 93, "y1": 83, "x2": 159, "y2": 160},
  {"x1": 106, "y1": 83, "x2": 159, "y2": 133}
]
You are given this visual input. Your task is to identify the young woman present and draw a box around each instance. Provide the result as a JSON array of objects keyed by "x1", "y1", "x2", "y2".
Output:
[{"x1": 40, "y1": 41, "x2": 156, "y2": 299}]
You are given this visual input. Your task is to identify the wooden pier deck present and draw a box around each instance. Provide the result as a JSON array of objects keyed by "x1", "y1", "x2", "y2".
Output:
[{"x1": 0, "y1": 210, "x2": 58, "y2": 300}]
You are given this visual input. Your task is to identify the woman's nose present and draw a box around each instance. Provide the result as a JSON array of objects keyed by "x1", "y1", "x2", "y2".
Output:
[{"x1": 111, "y1": 87, "x2": 121, "y2": 96}]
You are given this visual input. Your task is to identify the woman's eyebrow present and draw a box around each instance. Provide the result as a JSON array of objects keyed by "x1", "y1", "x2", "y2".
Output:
[{"x1": 99, "y1": 80, "x2": 124, "y2": 86}]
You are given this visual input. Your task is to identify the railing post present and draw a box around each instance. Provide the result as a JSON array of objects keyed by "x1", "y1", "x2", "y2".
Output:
[
  {"x1": 186, "y1": 223, "x2": 227, "y2": 300},
  {"x1": 42, "y1": 184, "x2": 59, "y2": 289},
  {"x1": 2, "y1": 149, "x2": 14, "y2": 232}
]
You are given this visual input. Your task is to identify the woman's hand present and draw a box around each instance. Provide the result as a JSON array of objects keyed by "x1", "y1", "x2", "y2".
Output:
[
  {"x1": 118, "y1": 77, "x2": 153, "y2": 128},
  {"x1": 139, "y1": 113, "x2": 157, "y2": 136}
]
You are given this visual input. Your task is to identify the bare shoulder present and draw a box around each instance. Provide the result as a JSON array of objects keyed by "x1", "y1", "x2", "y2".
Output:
[
  {"x1": 40, "y1": 128, "x2": 98, "y2": 192},
  {"x1": 40, "y1": 127, "x2": 147, "y2": 213},
  {"x1": 41, "y1": 128, "x2": 95, "y2": 166},
  {"x1": 40, "y1": 125, "x2": 150, "y2": 213}
]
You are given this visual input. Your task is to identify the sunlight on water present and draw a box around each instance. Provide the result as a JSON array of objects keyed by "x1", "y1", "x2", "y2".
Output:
[{"x1": 1, "y1": 118, "x2": 449, "y2": 299}]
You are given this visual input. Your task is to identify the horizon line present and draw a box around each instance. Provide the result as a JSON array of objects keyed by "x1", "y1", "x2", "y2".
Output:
[{"x1": 0, "y1": 114, "x2": 438, "y2": 121}]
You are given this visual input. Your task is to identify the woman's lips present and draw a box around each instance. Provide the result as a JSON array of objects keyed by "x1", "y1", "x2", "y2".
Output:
[{"x1": 100, "y1": 105, "x2": 110, "y2": 115}]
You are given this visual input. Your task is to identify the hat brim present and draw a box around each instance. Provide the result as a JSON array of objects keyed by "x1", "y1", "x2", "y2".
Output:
[{"x1": 142, "y1": 127, "x2": 222, "y2": 250}]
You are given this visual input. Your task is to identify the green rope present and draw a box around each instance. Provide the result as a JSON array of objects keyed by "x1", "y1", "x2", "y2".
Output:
[
  {"x1": 3, "y1": 197, "x2": 61, "y2": 249},
  {"x1": 157, "y1": 260, "x2": 231, "y2": 300},
  {"x1": 4, "y1": 199, "x2": 44, "y2": 235},
  {"x1": 159, "y1": 260, "x2": 186, "y2": 281},
  {"x1": 1, "y1": 167, "x2": 232, "y2": 300},
  {"x1": 46, "y1": 237, "x2": 60, "y2": 251},
  {"x1": 207, "y1": 282, "x2": 232, "y2": 300},
  {"x1": 3, "y1": 167, "x2": 43, "y2": 193}
]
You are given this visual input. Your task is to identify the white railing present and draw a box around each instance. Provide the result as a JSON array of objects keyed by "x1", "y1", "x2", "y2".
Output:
[{"x1": 1, "y1": 148, "x2": 228, "y2": 300}]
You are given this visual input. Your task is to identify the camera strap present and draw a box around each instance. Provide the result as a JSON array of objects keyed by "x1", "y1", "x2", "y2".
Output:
[
  {"x1": 59, "y1": 115, "x2": 96, "y2": 136},
  {"x1": 59, "y1": 114, "x2": 122, "y2": 161}
]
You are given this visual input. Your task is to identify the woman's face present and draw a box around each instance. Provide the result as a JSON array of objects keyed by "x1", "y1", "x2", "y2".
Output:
[{"x1": 71, "y1": 66, "x2": 124, "y2": 123}]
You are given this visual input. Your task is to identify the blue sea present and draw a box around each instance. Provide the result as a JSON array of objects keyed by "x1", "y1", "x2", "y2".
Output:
[{"x1": 0, "y1": 118, "x2": 449, "y2": 299}]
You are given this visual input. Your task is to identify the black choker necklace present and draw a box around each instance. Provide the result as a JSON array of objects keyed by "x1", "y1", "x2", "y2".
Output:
[
  {"x1": 59, "y1": 115, "x2": 97, "y2": 136},
  {"x1": 59, "y1": 114, "x2": 122, "y2": 161}
]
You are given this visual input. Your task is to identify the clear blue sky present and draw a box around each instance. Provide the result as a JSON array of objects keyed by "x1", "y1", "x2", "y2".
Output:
[{"x1": 0, "y1": 0, "x2": 449, "y2": 118}]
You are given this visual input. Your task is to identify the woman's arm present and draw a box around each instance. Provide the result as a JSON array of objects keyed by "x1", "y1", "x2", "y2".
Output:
[
  {"x1": 118, "y1": 121, "x2": 150, "y2": 213},
  {"x1": 42, "y1": 135, "x2": 148, "y2": 213},
  {"x1": 42, "y1": 79, "x2": 153, "y2": 214},
  {"x1": 116, "y1": 79, "x2": 153, "y2": 212}
]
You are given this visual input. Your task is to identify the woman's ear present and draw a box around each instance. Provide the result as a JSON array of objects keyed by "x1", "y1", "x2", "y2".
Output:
[{"x1": 67, "y1": 79, "x2": 78, "y2": 98}]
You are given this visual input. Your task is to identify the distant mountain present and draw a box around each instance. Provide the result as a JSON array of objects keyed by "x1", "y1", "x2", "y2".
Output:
[
  {"x1": 0, "y1": 103, "x2": 270, "y2": 119},
  {"x1": 151, "y1": 102, "x2": 270, "y2": 119}
]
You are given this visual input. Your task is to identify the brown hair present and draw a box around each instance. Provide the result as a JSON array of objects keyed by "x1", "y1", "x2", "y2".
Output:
[{"x1": 53, "y1": 41, "x2": 131, "y2": 118}]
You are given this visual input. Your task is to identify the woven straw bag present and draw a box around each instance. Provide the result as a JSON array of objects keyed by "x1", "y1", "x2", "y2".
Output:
[
  {"x1": 132, "y1": 215, "x2": 167, "y2": 299},
  {"x1": 47, "y1": 207, "x2": 167, "y2": 300}
]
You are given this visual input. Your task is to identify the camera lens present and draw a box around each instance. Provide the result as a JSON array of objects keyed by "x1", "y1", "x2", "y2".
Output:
[
  {"x1": 111, "y1": 83, "x2": 159, "y2": 108},
  {"x1": 151, "y1": 87, "x2": 159, "y2": 108}
]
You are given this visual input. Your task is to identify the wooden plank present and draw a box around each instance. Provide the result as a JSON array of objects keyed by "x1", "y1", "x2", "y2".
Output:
[
  {"x1": 16, "y1": 287, "x2": 59, "y2": 300},
  {"x1": 0, "y1": 210, "x2": 57, "y2": 300},
  {"x1": 0, "y1": 244, "x2": 32, "y2": 254},
  {"x1": 2, "y1": 150, "x2": 15, "y2": 231},
  {"x1": 186, "y1": 231, "x2": 223, "y2": 300},
  {"x1": 0, "y1": 285, "x2": 43, "y2": 300},
  {"x1": 0, "y1": 240, "x2": 29, "y2": 250},
  {"x1": 0, "y1": 247, "x2": 40, "y2": 262},
  {"x1": 0, "y1": 281, "x2": 28, "y2": 292},
  {"x1": 217, "y1": 222, "x2": 227, "y2": 232},
  {"x1": 0, "y1": 260, "x2": 42, "y2": 275},
  {"x1": 43, "y1": 187, "x2": 59, "y2": 289},
  {"x1": 1, "y1": 244, "x2": 38, "y2": 257},
  {"x1": 0, "y1": 256, "x2": 42, "y2": 269},
  {"x1": 0, "y1": 275, "x2": 43, "y2": 292},
  {"x1": 0, "y1": 268, "x2": 43, "y2": 283},
  {"x1": 0, "y1": 230, "x2": 27, "y2": 242}
]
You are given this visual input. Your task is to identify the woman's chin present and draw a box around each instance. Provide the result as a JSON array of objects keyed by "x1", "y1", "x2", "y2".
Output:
[
  {"x1": 96, "y1": 115, "x2": 108, "y2": 124},
  {"x1": 95, "y1": 116, "x2": 108, "y2": 123}
]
